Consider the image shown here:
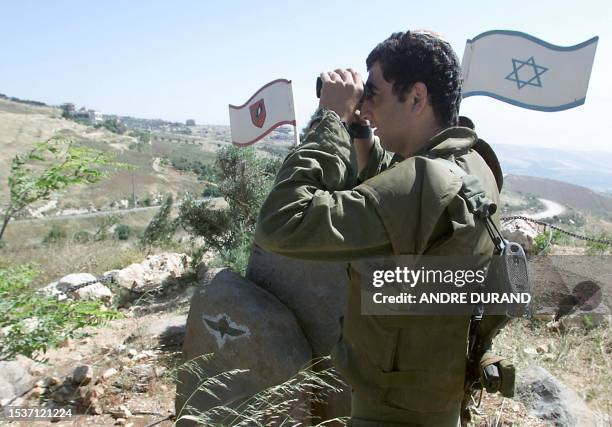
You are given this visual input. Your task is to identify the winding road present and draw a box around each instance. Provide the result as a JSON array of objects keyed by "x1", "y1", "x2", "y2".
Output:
[
  {"x1": 11, "y1": 197, "x2": 223, "y2": 223},
  {"x1": 522, "y1": 198, "x2": 566, "y2": 220}
]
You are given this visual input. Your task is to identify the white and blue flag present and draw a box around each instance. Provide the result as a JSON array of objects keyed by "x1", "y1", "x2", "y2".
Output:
[{"x1": 461, "y1": 30, "x2": 598, "y2": 111}]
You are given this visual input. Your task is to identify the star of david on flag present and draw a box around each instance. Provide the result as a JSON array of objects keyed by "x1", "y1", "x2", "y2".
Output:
[
  {"x1": 461, "y1": 30, "x2": 598, "y2": 111},
  {"x1": 505, "y1": 56, "x2": 548, "y2": 89}
]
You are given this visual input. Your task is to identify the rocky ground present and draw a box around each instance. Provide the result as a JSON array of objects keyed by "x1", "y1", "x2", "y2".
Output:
[{"x1": 1, "y1": 249, "x2": 610, "y2": 426}]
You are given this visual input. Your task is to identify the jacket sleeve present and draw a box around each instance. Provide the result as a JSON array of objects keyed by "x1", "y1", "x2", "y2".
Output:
[{"x1": 254, "y1": 110, "x2": 392, "y2": 261}]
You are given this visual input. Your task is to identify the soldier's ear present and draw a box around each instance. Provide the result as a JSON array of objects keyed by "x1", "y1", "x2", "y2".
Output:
[{"x1": 411, "y1": 82, "x2": 428, "y2": 113}]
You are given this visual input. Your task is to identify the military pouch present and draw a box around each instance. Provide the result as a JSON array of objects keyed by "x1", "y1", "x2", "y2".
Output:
[{"x1": 479, "y1": 352, "x2": 515, "y2": 398}]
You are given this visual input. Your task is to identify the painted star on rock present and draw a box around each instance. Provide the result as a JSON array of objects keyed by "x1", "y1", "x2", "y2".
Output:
[{"x1": 505, "y1": 56, "x2": 549, "y2": 90}]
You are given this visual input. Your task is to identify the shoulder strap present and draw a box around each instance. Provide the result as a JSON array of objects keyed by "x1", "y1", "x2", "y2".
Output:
[{"x1": 432, "y1": 157, "x2": 505, "y2": 253}]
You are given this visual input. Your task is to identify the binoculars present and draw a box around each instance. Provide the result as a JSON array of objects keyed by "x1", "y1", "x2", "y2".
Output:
[{"x1": 315, "y1": 76, "x2": 371, "y2": 103}]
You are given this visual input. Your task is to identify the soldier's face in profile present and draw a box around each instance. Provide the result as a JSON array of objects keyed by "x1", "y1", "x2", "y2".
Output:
[{"x1": 360, "y1": 62, "x2": 414, "y2": 154}]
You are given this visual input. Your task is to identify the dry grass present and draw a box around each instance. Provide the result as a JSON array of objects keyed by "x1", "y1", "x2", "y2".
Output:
[
  {"x1": 492, "y1": 318, "x2": 611, "y2": 415},
  {"x1": 0, "y1": 239, "x2": 151, "y2": 288}
]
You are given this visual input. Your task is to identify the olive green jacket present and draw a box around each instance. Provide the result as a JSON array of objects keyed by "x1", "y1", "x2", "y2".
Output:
[
  {"x1": 255, "y1": 110, "x2": 501, "y2": 419},
  {"x1": 255, "y1": 109, "x2": 499, "y2": 261}
]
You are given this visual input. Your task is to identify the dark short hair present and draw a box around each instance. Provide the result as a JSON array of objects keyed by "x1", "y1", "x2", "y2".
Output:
[{"x1": 366, "y1": 30, "x2": 462, "y2": 126}]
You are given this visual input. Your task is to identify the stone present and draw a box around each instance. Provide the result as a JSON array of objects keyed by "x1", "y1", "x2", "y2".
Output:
[
  {"x1": 128, "y1": 314, "x2": 187, "y2": 350},
  {"x1": 29, "y1": 386, "x2": 45, "y2": 398},
  {"x1": 128, "y1": 364, "x2": 156, "y2": 381},
  {"x1": 74, "y1": 282, "x2": 113, "y2": 304},
  {"x1": 246, "y1": 245, "x2": 347, "y2": 358},
  {"x1": 112, "y1": 344, "x2": 127, "y2": 355},
  {"x1": 40, "y1": 273, "x2": 113, "y2": 304},
  {"x1": 111, "y1": 405, "x2": 132, "y2": 419},
  {"x1": 560, "y1": 303, "x2": 611, "y2": 330},
  {"x1": 102, "y1": 368, "x2": 118, "y2": 381},
  {"x1": 516, "y1": 366, "x2": 599, "y2": 426},
  {"x1": 0, "y1": 356, "x2": 37, "y2": 401},
  {"x1": 88, "y1": 399, "x2": 103, "y2": 415},
  {"x1": 501, "y1": 219, "x2": 538, "y2": 254},
  {"x1": 127, "y1": 348, "x2": 138, "y2": 358},
  {"x1": 115, "y1": 418, "x2": 127, "y2": 426},
  {"x1": 115, "y1": 252, "x2": 192, "y2": 293},
  {"x1": 38, "y1": 281, "x2": 68, "y2": 301},
  {"x1": 45, "y1": 376, "x2": 61, "y2": 387},
  {"x1": 176, "y1": 268, "x2": 312, "y2": 425},
  {"x1": 58, "y1": 273, "x2": 97, "y2": 288},
  {"x1": 72, "y1": 365, "x2": 94, "y2": 386},
  {"x1": 132, "y1": 353, "x2": 149, "y2": 362},
  {"x1": 523, "y1": 347, "x2": 538, "y2": 355},
  {"x1": 58, "y1": 338, "x2": 72, "y2": 348},
  {"x1": 52, "y1": 384, "x2": 77, "y2": 404},
  {"x1": 245, "y1": 246, "x2": 352, "y2": 421}
]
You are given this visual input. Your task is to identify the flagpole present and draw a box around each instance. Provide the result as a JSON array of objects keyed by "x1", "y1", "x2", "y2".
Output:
[{"x1": 289, "y1": 80, "x2": 300, "y2": 147}]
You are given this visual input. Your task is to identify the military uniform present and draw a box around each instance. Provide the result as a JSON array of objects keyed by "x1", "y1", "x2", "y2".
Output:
[{"x1": 255, "y1": 109, "x2": 501, "y2": 426}]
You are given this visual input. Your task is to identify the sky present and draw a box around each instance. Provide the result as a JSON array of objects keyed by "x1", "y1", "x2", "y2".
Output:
[{"x1": 2, "y1": 0, "x2": 611, "y2": 152}]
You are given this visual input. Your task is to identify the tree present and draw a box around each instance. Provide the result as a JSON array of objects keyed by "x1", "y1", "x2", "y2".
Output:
[
  {"x1": 0, "y1": 138, "x2": 118, "y2": 241},
  {"x1": 178, "y1": 145, "x2": 281, "y2": 272},
  {"x1": 140, "y1": 194, "x2": 178, "y2": 246}
]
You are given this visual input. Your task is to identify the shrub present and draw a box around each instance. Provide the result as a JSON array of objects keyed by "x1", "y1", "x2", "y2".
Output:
[
  {"x1": 179, "y1": 146, "x2": 281, "y2": 272},
  {"x1": 586, "y1": 234, "x2": 610, "y2": 255},
  {"x1": 72, "y1": 230, "x2": 92, "y2": 243},
  {"x1": 114, "y1": 224, "x2": 132, "y2": 241},
  {"x1": 43, "y1": 225, "x2": 67, "y2": 244},
  {"x1": 92, "y1": 215, "x2": 120, "y2": 241},
  {"x1": 141, "y1": 194, "x2": 177, "y2": 246},
  {"x1": 1, "y1": 137, "x2": 119, "y2": 242},
  {"x1": 0, "y1": 265, "x2": 121, "y2": 360}
]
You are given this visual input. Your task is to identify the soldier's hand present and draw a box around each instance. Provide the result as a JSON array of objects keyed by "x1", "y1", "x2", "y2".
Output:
[{"x1": 319, "y1": 68, "x2": 364, "y2": 123}]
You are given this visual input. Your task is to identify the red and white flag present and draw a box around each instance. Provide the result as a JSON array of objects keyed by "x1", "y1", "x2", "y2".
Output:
[{"x1": 229, "y1": 79, "x2": 297, "y2": 146}]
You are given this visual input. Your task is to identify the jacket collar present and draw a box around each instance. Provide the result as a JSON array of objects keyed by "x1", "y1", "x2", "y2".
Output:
[{"x1": 414, "y1": 126, "x2": 478, "y2": 158}]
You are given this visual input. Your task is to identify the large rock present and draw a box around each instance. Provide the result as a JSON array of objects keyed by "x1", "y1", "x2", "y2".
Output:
[
  {"x1": 560, "y1": 303, "x2": 611, "y2": 329},
  {"x1": 0, "y1": 356, "x2": 38, "y2": 402},
  {"x1": 502, "y1": 218, "x2": 539, "y2": 254},
  {"x1": 516, "y1": 366, "x2": 599, "y2": 426},
  {"x1": 176, "y1": 268, "x2": 312, "y2": 426},
  {"x1": 246, "y1": 246, "x2": 352, "y2": 419},
  {"x1": 115, "y1": 252, "x2": 191, "y2": 293},
  {"x1": 39, "y1": 273, "x2": 113, "y2": 304},
  {"x1": 246, "y1": 245, "x2": 347, "y2": 358}
]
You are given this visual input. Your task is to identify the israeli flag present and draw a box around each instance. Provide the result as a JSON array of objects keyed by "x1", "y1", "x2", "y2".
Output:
[{"x1": 462, "y1": 30, "x2": 598, "y2": 112}]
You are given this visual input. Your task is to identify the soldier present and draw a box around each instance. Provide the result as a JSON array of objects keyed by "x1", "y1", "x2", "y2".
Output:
[{"x1": 255, "y1": 30, "x2": 504, "y2": 426}]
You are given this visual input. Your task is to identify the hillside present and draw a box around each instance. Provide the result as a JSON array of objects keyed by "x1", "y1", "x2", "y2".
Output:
[
  {"x1": 0, "y1": 97, "x2": 295, "y2": 216},
  {"x1": 493, "y1": 143, "x2": 612, "y2": 193},
  {"x1": 504, "y1": 174, "x2": 612, "y2": 213}
]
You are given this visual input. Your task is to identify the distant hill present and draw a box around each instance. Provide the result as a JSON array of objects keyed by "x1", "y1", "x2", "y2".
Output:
[
  {"x1": 492, "y1": 143, "x2": 612, "y2": 193},
  {"x1": 504, "y1": 174, "x2": 612, "y2": 213}
]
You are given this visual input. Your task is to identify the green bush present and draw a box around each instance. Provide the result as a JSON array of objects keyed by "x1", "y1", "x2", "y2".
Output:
[
  {"x1": 114, "y1": 224, "x2": 132, "y2": 241},
  {"x1": 533, "y1": 232, "x2": 552, "y2": 255},
  {"x1": 92, "y1": 215, "x2": 120, "y2": 241},
  {"x1": 141, "y1": 194, "x2": 177, "y2": 245},
  {"x1": 586, "y1": 234, "x2": 610, "y2": 255},
  {"x1": 43, "y1": 225, "x2": 67, "y2": 244},
  {"x1": 179, "y1": 146, "x2": 281, "y2": 273},
  {"x1": 96, "y1": 119, "x2": 126, "y2": 134},
  {"x1": 0, "y1": 265, "x2": 121, "y2": 360},
  {"x1": 72, "y1": 230, "x2": 92, "y2": 243}
]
